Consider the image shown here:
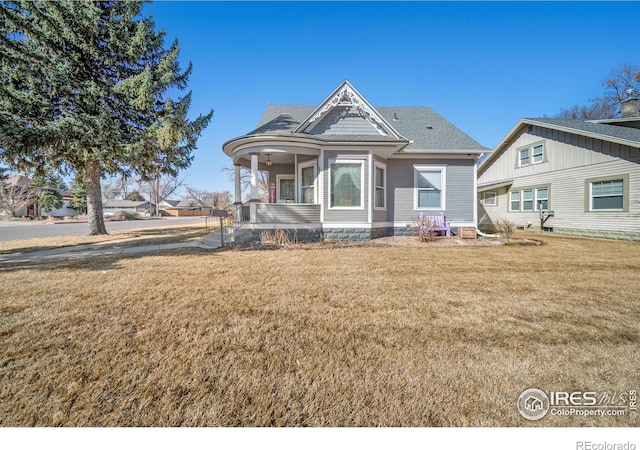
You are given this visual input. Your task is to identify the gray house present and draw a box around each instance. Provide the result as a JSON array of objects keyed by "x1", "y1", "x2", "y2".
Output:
[
  {"x1": 223, "y1": 81, "x2": 487, "y2": 242},
  {"x1": 478, "y1": 96, "x2": 640, "y2": 240}
]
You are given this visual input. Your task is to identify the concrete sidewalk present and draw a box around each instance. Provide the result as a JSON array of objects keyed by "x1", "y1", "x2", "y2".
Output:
[{"x1": 0, "y1": 238, "x2": 219, "y2": 265}]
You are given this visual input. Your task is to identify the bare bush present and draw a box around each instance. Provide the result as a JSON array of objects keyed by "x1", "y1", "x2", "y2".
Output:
[
  {"x1": 109, "y1": 210, "x2": 141, "y2": 221},
  {"x1": 494, "y1": 218, "x2": 516, "y2": 238},
  {"x1": 260, "y1": 229, "x2": 298, "y2": 246}
]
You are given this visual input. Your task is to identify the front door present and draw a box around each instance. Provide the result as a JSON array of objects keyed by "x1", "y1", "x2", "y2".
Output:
[{"x1": 277, "y1": 175, "x2": 295, "y2": 203}]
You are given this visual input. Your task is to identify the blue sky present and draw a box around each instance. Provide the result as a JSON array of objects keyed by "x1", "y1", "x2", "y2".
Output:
[{"x1": 143, "y1": 1, "x2": 640, "y2": 195}]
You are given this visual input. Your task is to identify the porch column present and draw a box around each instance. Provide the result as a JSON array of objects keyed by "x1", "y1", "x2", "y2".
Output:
[
  {"x1": 233, "y1": 163, "x2": 243, "y2": 223},
  {"x1": 234, "y1": 164, "x2": 242, "y2": 205},
  {"x1": 250, "y1": 154, "x2": 259, "y2": 223},
  {"x1": 250, "y1": 154, "x2": 259, "y2": 201}
]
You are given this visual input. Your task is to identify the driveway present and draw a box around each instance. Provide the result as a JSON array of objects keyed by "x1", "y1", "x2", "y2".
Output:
[{"x1": 0, "y1": 217, "x2": 209, "y2": 241}]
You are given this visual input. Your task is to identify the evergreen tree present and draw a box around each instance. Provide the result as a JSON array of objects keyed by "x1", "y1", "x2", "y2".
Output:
[
  {"x1": 39, "y1": 187, "x2": 63, "y2": 214},
  {"x1": 71, "y1": 177, "x2": 87, "y2": 214},
  {"x1": 0, "y1": 1, "x2": 212, "y2": 234}
]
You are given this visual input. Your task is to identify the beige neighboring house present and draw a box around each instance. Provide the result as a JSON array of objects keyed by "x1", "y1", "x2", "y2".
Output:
[{"x1": 478, "y1": 97, "x2": 640, "y2": 241}]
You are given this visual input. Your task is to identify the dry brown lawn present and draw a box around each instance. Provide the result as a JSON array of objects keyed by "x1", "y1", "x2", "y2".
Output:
[
  {"x1": 1, "y1": 234, "x2": 639, "y2": 426},
  {"x1": 0, "y1": 224, "x2": 210, "y2": 255}
]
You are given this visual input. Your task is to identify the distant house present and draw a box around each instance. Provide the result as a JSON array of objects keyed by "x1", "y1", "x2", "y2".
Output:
[
  {"x1": 42, "y1": 189, "x2": 79, "y2": 218},
  {"x1": 1, "y1": 175, "x2": 36, "y2": 216},
  {"x1": 160, "y1": 199, "x2": 212, "y2": 217},
  {"x1": 1, "y1": 175, "x2": 79, "y2": 218},
  {"x1": 222, "y1": 80, "x2": 488, "y2": 243},
  {"x1": 478, "y1": 97, "x2": 640, "y2": 241},
  {"x1": 103, "y1": 200, "x2": 154, "y2": 217}
]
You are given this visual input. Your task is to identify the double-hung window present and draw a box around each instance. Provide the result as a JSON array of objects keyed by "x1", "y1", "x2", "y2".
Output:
[
  {"x1": 510, "y1": 186, "x2": 550, "y2": 211},
  {"x1": 374, "y1": 163, "x2": 386, "y2": 209},
  {"x1": 414, "y1": 165, "x2": 446, "y2": 210},
  {"x1": 518, "y1": 148, "x2": 530, "y2": 167},
  {"x1": 482, "y1": 192, "x2": 497, "y2": 206},
  {"x1": 509, "y1": 191, "x2": 521, "y2": 211},
  {"x1": 535, "y1": 187, "x2": 548, "y2": 210},
  {"x1": 329, "y1": 160, "x2": 364, "y2": 209},
  {"x1": 532, "y1": 144, "x2": 544, "y2": 164},
  {"x1": 588, "y1": 177, "x2": 627, "y2": 211},
  {"x1": 299, "y1": 163, "x2": 316, "y2": 204},
  {"x1": 518, "y1": 142, "x2": 545, "y2": 167},
  {"x1": 521, "y1": 190, "x2": 534, "y2": 211}
]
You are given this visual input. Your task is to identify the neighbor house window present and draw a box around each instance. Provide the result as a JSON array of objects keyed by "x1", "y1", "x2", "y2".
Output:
[
  {"x1": 518, "y1": 148, "x2": 530, "y2": 167},
  {"x1": 522, "y1": 189, "x2": 533, "y2": 211},
  {"x1": 482, "y1": 192, "x2": 497, "y2": 206},
  {"x1": 588, "y1": 177, "x2": 627, "y2": 211},
  {"x1": 510, "y1": 186, "x2": 551, "y2": 211},
  {"x1": 510, "y1": 191, "x2": 520, "y2": 211},
  {"x1": 330, "y1": 160, "x2": 364, "y2": 208},
  {"x1": 374, "y1": 163, "x2": 386, "y2": 209},
  {"x1": 535, "y1": 187, "x2": 548, "y2": 210},
  {"x1": 414, "y1": 165, "x2": 446, "y2": 210},
  {"x1": 532, "y1": 144, "x2": 544, "y2": 164},
  {"x1": 299, "y1": 163, "x2": 316, "y2": 204},
  {"x1": 518, "y1": 142, "x2": 545, "y2": 167}
]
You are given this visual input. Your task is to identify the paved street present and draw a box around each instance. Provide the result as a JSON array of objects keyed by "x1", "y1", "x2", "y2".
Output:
[{"x1": 0, "y1": 216, "x2": 209, "y2": 241}]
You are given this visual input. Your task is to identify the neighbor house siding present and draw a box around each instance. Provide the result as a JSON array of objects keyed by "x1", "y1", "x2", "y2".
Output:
[
  {"x1": 322, "y1": 150, "x2": 369, "y2": 223},
  {"x1": 387, "y1": 157, "x2": 476, "y2": 223}
]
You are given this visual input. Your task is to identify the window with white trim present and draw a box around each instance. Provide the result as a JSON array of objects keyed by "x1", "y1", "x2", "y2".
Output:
[
  {"x1": 509, "y1": 191, "x2": 520, "y2": 211},
  {"x1": 532, "y1": 144, "x2": 544, "y2": 164},
  {"x1": 482, "y1": 192, "x2": 497, "y2": 206},
  {"x1": 518, "y1": 148, "x2": 530, "y2": 167},
  {"x1": 329, "y1": 160, "x2": 364, "y2": 208},
  {"x1": 591, "y1": 179, "x2": 623, "y2": 210},
  {"x1": 374, "y1": 163, "x2": 385, "y2": 209},
  {"x1": 535, "y1": 187, "x2": 548, "y2": 210},
  {"x1": 509, "y1": 186, "x2": 550, "y2": 211},
  {"x1": 299, "y1": 163, "x2": 316, "y2": 204},
  {"x1": 518, "y1": 142, "x2": 545, "y2": 167},
  {"x1": 414, "y1": 165, "x2": 446, "y2": 210}
]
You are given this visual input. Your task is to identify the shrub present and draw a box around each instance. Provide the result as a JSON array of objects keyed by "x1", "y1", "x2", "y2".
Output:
[
  {"x1": 414, "y1": 213, "x2": 437, "y2": 242},
  {"x1": 494, "y1": 219, "x2": 516, "y2": 238},
  {"x1": 111, "y1": 209, "x2": 140, "y2": 221},
  {"x1": 259, "y1": 229, "x2": 298, "y2": 246}
]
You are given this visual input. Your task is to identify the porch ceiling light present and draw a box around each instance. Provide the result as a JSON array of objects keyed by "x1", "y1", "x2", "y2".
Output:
[{"x1": 265, "y1": 154, "x2": 273, "y2": 167}]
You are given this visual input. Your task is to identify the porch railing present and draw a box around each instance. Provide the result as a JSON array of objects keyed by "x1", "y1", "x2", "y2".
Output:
[{"x1": 234, "y1": 202, "x2": 320, "y2": 225}]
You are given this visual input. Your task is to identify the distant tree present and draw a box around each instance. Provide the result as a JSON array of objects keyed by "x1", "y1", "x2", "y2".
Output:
[
  {"x1": 0, "y1": 1, "x2": 213, "y2": 234},
  {"x1": 71, "y1": 177, "x2": 87, "y2": 214},
  {"x1": 138, "y1": 175, "x2": 186, "y2": 216},
  {"x1": 0, "y1": 179, "x2": 38, "y2": 217},
  {"x1": 184, "y1": 186, "x2": 233, "y2": 209},
  {"x1": 224, "y1": 164, "x2": 269, "y2": 203},
  {"x1": 0, "y1": 165, "x2": 8, "y2": 181},
  {"x1": 31, "y1": 171, "x2": 68, "y2": 191},
  {"x1": 38, "y1": 188, "x2": 63, "y2": 214},
  {"x1": 125, "y1": 190, "x2": 145, "y2": 202},
  {"x1": 557, "y1": 63, "x2": 640, "y2": 119}
]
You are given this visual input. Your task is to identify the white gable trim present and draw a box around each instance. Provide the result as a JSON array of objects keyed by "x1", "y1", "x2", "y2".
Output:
[{"x1": 295, "y1": 81, "x2": 405, "y2": 140}]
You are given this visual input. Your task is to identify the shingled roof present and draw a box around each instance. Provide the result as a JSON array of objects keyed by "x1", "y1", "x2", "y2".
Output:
[
  {"x1": 246, "y1": 104, "x2": 488, "y2": 152},
  {"x1": 527, "y1": 118, "x2": 640, "y2": 146}
]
